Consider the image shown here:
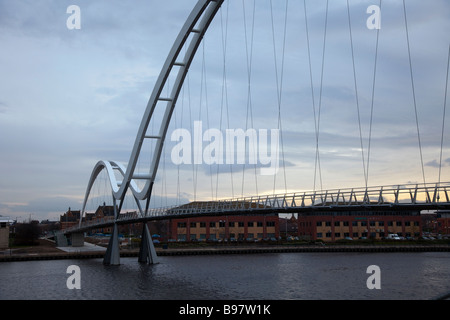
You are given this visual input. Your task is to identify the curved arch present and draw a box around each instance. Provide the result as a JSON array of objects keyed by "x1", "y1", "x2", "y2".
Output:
[
  {"x1": 81, "y1": 0, "x2": 224, "y2": 219},
  {"x1": 80, "y1": 160, "x2": 143, "y2": 216}
]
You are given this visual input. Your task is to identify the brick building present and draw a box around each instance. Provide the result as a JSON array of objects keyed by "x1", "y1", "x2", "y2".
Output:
[
  {"x1": 60, "y1": 208, "x2": 81, "y2": 230},
  {"x1": 170, "y1": 214, "x2": 279, "y2": 242},
  {"x1": 60, "y1": 205, "x2": 142, "y2": 235},
  {"x1": 87, "y1": 204, "x2": 116, "y2": 234},
  {"x1": 298, "y1": 210, "x2": 422, "y2": 241},
  {"x1": 436, "y1": 211, "x2": 450, "y2": 235}
]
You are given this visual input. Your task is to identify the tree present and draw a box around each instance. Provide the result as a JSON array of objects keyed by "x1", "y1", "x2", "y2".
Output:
[{"x1": 13, "y1": 221, "x2": 40, "y2": 246}]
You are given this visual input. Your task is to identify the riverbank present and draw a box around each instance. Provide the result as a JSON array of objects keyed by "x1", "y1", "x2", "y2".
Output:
[{"x1": 1, "y1": 241, "x2": 449, "y2": 262}]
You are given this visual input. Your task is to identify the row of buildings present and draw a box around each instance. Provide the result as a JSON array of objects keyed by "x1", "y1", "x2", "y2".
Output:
[{"x1": 58, "y1": 203, "x2": 450, "y2": 242}]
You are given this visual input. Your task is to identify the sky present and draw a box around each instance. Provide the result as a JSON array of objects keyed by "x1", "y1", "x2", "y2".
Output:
[{"x1": 0, "y1": 0, "x2": 449, "y2": 222}]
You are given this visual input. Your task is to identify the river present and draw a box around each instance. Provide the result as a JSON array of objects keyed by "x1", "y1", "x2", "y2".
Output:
[{"x1": 0, "y1": 252, "x2": 449, "y2": 300}]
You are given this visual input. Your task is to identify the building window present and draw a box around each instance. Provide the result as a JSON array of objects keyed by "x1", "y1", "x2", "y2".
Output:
[
  {"x1": 317, "y1": 221, "x2": 323, "y2": 227},
  {"x1": 219, "y1": 221, "x2": 226, "y2": 228},
  {"x1": 405, "y1": 221, "x2": 411, "y2": 226},
  {"x1": 177, "y1": 222, "x2": 186, "y2": 228},
  {"x1": 229, "y1": 222, "x2": 235, "y2": 227},
  {"x1": 210, "y1": 222, "x2": 216, "y2": 228},
  {"x1": 190, "y1": 222, "x2": 196, "y2": 228},
  {"x1": 352, "y1": 232, "x2": 359, "y2": 238},
  {"x1": 248, "y1": 222, "x2": 254, "y2": 227},
  {"x1": 378, "y1": 221, "x2": 384, "y2": 226},
  {"x1": 238, "y1": 222, "x2": 245, "y2": 227},
  {"x1": 326, "y1": 232, "x2": 332, "y2": 238},
  {"x1": 335, "y1": 232, "x2": 341, "y2": 238},
  {"x1": 352, "y1": 221, "x2": 358, "y2": 226},
  {"x1": 334, "y1": 221, "x2": 340, "y2": 227},
  {"x1": 343, "y1": 221, "x2": 349, "y2": 226},
  {"x1": 200, "y1": 222, "x2": 206, "y2": 228},
  {"x1": 325, "y1": 221, "x2": 331, "y2": 226},
  {"x1": 267, "y1": 221, "x2": 275, "y2": 227},
  {"x1": 257, "y1": 221, "x2": 263, "y2": 227},
  {"x1": 317, "y1": 233, "x2": 323, "y2": 238}
]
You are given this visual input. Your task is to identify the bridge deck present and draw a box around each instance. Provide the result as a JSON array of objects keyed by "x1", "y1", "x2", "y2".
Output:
[{"x1": 63, "y1": 182, "x2": 450, "y2": 235}]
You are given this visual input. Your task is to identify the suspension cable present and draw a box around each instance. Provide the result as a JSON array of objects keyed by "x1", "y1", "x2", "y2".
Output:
[
  {"x1": 346, "y1": 0, "x2": 367, "y2": 188},
  {"x1": 216, "y1": 2, "x2": 234, "y2": 199},
  {"x1": 303, "y1": 0, "x2": 322, "y2": 192},
  {"x1": 241, "y1": 0, "x2": 258, "y2": 198},
  {"x1": 315, "y1": 0, "x2": 329, "y2": 191},
  {"x1": 403, "y1": 0, "x2": 426, "y2": 186},
  {"x1": 201, "y1": 42, "x2": 215, "y2": 201},
  {"x1": 367, "y1": 0, "x2": 382, "y2": 188},
  {"x1": 270, "y1": 0, "x2": 289, "y2": 194},
  {"x1": 439, "y1": 44, "x2": 450, "y2": 185}
]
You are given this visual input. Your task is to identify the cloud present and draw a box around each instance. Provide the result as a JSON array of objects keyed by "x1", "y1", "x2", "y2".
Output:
[
  {"x1": 0, "y1": 196, "x2": 82, "y2": 221},
  {"x1": 0, "y1": 0, "x2": 449, "y2": 221},
  {"x1": 426, "y1": 158, "x2": 450, "y2": 168},
  {"x1": 0, "y1": 101, "x2": 7, "y2": 113}
]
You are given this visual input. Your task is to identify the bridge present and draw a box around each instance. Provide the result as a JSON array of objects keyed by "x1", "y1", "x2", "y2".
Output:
[
  {"x1": 66, "y1": 183, "x2": 450, "y2": 233},
  {"x1": 59, "y1": 0, "x2": 450, "y2": 265}
]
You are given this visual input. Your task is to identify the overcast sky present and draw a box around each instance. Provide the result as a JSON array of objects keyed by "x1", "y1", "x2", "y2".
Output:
[{"x1": 0, "y1": 0, "x2": 449, "y2": 221}]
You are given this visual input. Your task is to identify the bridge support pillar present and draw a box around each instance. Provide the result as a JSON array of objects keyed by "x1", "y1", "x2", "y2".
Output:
[
  {"x1": 55, "y1": 231, "x2": 69, "y2": 247},
  {"x1": 103, "y1": 223, "x2": 120, "y2": 265},
  {"x1": 138, "y1": 224, "x2": 159, "y2": 264},
  {"x1": 71, "y1": 233, "x2": 84, "y2": 247}
]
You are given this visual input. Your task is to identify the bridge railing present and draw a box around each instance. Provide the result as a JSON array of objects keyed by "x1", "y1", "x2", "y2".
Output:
[
  {"x1": 64, "y1": 182, "x2": 449, "y2": 234},
  {"x1": 164, "y1": 182, "x2": 450, "y2": 214}
]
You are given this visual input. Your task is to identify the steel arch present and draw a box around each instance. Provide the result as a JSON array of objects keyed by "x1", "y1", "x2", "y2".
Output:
[{"x1": 81, "y1": 0, "x2": 224, "y2": 221}]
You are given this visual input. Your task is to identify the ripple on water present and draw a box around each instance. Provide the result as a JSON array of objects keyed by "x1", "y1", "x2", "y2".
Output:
[{"x1": 0, "y1": 252, "x2": 449, "y2": 300}]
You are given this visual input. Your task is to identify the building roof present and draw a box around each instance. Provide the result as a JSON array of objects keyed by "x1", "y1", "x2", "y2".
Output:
[{"x1": 0, "y1": 216, "x2": 14, "y2": 224}]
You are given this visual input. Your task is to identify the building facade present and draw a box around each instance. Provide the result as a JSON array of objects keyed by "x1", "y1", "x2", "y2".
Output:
[
  {"x1": 298, "y1": 210, "x2": 422, "y2": 241},
  {"x1": 170, "y1": 214, "x2": 279, "y2": 241},
  {"x1": 60, "y1": 208, "x2": 81, "y2": 230},
  {"x1": 436, "y1": 211, "x2": 450, "y2": 235},
  {"x1": 0, "y1": 217, "x2": 12, "y2": 249}
]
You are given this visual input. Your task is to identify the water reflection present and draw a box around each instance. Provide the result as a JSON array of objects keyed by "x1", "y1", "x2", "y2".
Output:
[{"x1": 0, "y1": 252, "x2": 448, "y2": 300}]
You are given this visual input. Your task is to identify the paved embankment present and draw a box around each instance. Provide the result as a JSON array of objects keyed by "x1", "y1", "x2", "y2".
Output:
[{"x1": 1, "y1": 244, "x2": 449, "y2": 262}]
